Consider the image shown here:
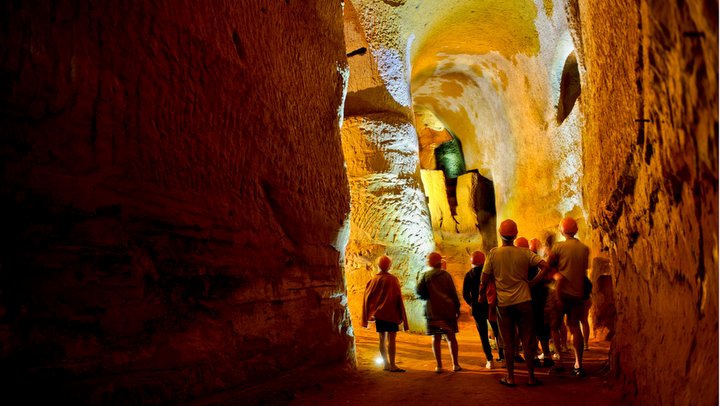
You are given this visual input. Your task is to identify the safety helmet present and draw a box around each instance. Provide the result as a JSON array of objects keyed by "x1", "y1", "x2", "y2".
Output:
[
  {"x1": 529, "y1": 238, "x2": 541, "y2": 253},
  {"x1": 471, "y1": 251, "x2": 486, "y2": 266},
  {"x1": 428, "y1": 252, "x2": 443, "y2": 267},
  {"x1": 499, "y1": 219, "x2": 519, "y2": 238},
  {"x1": 560, "y1": 217, "x2": 578, "y2": 235},
  {"x1": 515, "y1": 237, "x2": 529, "y2": 248}
]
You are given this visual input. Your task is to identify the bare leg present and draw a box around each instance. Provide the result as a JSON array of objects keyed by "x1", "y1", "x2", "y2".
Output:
[
  {"x1": 378, "y1": 332, "x2": 389, "y2": 370},
  {"x1": 581, "y1": 301, "x2": 591, "y2": 349},
  {"x1": 541, "y1": 339, "x2": 552, "y2": 359},
  {"x1": 560, "y1": 320, "x2": 569, "y2": 351},
  {"x1": 568, "y1": 322, "x2": 584, "y2": 369},
  {"x1": 498, "y1": 308, "x2": 516, "y2": 384},
  {"x1": 489, "y1": 320, "x2": 504, "y2": 360},
  {"x1": 387, "y1": 331, "x2": 398, "y2": 369},
  {"x1": 432, "y1": 334, "x2": 443, "y2": 371},
  {"x1": 445, "y1": 332, "x2": 460, "y2": 370},
  {"x1": 551, "y1": 327, "x2": 562, "y2": 362}
]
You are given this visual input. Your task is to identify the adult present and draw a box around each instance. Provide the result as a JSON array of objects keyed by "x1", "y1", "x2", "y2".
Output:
[
  {"x1": 547, "y1": 217, "x2": 591, "y2": 377},
  {"x1": 416, "y1": 252, "x2": 462, "y2": 373},
  {"x1": 526, "y1": 237, "x2": 554, "y2": 367},
  {"x1": 362, "y1": 255, "x2": 410, "y2": 372},
  {"x1": 481, "y1": 220, "x2": 550, "y2": 387},
  {"x1": 462, "y1": 251, "x2": 503, "y2": 369}
]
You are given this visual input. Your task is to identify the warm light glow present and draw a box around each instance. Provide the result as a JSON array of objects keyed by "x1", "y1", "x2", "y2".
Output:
[{"x1": 375, "y1": 356, "x2": 384, "y2": 365}]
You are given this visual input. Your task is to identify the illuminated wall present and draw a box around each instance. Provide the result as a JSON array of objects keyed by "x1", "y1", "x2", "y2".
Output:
[
  {"x1": 568, "y1": 0, "x2": 718, "y2": 404},
  {"x1": 342, "y1": 0, "x2": 435, "y2": 332}
]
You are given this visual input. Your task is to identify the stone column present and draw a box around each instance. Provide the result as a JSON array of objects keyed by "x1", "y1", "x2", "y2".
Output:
[{"x1": 342, "y1": 0, "x2": 434, "y2": 331}]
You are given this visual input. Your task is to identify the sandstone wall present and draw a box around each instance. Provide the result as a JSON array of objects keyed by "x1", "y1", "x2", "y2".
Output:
[
  {"x1": 0, "y1": 1, "x2": 351, "y2": 403},
  {"x1": 342, "y1": 0, "x2": 435, "y2": 332},
  {"x1": 570, "y1": 0, "x2": 718, "y2": 404}
]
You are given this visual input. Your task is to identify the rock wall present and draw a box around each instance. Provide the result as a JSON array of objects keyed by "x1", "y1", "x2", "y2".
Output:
[
  {"x1": 342, "y1": 0, "x2": 435, "y2": 332},
  {"x1": 569, "y1": 0, "x2": 718, "y2": 404},
  {"x1": 0, "y1": 1, "x2": 351, "y2": 403}
]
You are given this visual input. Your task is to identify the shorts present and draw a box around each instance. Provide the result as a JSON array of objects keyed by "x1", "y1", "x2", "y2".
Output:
[
  {"x1": 559, "y1": 293, "x2": 586, "y2": 326},
  {"x1": 425, "y1": 318, "x2": 459, "y2": 335},
  {"x1": 375, "y1": 319, "x2": 399, "y2": 332}
]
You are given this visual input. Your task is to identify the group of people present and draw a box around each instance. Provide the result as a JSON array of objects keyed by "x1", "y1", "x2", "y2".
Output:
[{"x1": 361, "y1": 217, "x2": 591, "y2": 388}]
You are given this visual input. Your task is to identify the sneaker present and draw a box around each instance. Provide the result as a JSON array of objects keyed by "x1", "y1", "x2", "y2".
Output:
[
  {"x1": 514, "y1": 355, "x2": 525, "y2": 363},
  {"x1": 532, "y1": 358, "x2": 542, "y2": 367},
  {"x1": 485, "y1": 360, "x2": 493, "y2": 369},
  {"x1": 572, "y1": 367, "x2": 586, "y2": 377},
  {"x1": 552, "y1": 353, "x2": 561, "y2": 361},
  {"x1": 543, "y1": 358, "x2": 555, "y2": 367}
]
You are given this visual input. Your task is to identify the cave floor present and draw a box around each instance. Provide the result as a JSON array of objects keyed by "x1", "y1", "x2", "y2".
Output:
[{"x1": 189, "y1": 317, "x2": 622, "y2": 405}]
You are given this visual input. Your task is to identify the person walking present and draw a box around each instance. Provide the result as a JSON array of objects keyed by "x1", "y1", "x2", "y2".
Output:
[
  {"x1": 416, "y1": 252, "x2": 461, "y2": 373},
  {"x1": 481, "y1": 220, "x2": 551, "y2": 387},
  {"x1": 362, "y1": 255, "x2": 410, "y2": 372},
  {"x1": 463, "y1": 251, "x2": 503, "y2": 369},
  {"x1": 547, "y1": 217, "x2": 591, "y2": 377}
]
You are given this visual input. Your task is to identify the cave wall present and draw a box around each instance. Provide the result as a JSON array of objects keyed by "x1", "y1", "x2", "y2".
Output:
[
  {"x1": 569, "y1": 0, "x2": 718, "y2": 404},
  {"x1": 342, "y1": 0, "x2": 435, "y2": 332},
  {"x1": 0, "y1": 1, "x2": 351, "y2": 403}
]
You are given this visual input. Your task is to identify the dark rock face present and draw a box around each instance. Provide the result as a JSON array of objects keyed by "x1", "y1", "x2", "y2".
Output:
[
  {"x1": 570, "y1": 0, "x2": 718, "y2": 404},
  {"x1": 0, "y1": 1, "x2": 351, "y2": 403}
]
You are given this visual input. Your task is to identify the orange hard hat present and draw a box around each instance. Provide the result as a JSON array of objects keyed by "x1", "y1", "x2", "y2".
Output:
[
  {"x1": 428, "y1": 252, "x2": 443, "y2": 267},
  {"x1": 471, "y1": 251, "x2": 485, "y2": 266},
  {"x1": 515, "y1": 237, "x2": 529, "y2": 248},
  {"x1": 499, "y1": 219, "x2": 518, "y2": 237},
  {"x1": 529, "y1": 238, "x2": 541, "y2": 253},
  {"x1": 560, "y1": 217, "x2": 578, "y2": 235},
  {"x1": 378, "y1": 255, "x2": 392, "y2": 271}
]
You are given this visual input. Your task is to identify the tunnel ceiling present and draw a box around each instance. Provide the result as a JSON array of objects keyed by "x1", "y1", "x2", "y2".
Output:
[
  {"x1": 407, "y1": 0, "x2": 545, "y2": 85},
  {"x1": 352, "y1": 0, "x2": 582, "y2": 239}
]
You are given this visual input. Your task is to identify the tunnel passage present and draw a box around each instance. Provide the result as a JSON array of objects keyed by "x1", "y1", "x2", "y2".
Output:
[
  {"x1": 0, "y1": 0, "x2": 715, "y2": 405},
  {"x1": 343, "y1": 1, "x2": 717, "y2": 405}
]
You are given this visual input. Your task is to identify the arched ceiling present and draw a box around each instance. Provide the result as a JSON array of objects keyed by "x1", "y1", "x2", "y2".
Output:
[{"x1": 349, "y1": 0, "x2": 584, "y2": 240}]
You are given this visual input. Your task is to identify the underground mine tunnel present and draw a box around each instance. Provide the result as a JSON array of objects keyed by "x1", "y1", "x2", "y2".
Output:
[{"x1": 0, "y1": 0, "x2": 717, "y2": 405}]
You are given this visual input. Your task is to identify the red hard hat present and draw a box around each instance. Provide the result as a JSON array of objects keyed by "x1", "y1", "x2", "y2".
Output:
[
  {"x1": 515, "y1": 237, "x2": 529, "y2": 248},
  {"x1": 529, "y1": 238, "x2": 541, "y2": 253},
  {"x1": 499, "y1": 219, "x2": 518, "y2": 237},
  {"x1": 560, "y1": 217, "x2": 578, "y2": 235},
  {"x1": 471, "y1": 251, "x2": 485, "y2": 266},
  {"x1": 428, "y1": 252, "x2": 443, "y2": 267},
  {"x1": 378, "y1": 255, "x2": 392, "y2": 271}
]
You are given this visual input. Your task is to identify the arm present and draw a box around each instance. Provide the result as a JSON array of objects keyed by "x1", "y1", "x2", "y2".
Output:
[
  {"x1": 450, "y1": 278, "x2": 461, "y2": 317},
  {"x1": 462, "y1": 273, "x2": 472, "y2": 306},
  {"x1": 361, "y1": 279, "x2": 373, "y2": 328},
  {"x1": 480, "y1": 271, "x2": 491, "y2": 287},
  {"x1": 528, "y1": 260, "x2": 551, "y2": 287},
  {"x1": 394, "y1": 277, "x2": 410, "y2": 331},
  {"x1": 416, "y1": 275, "x2": 428, "y2": 300}
]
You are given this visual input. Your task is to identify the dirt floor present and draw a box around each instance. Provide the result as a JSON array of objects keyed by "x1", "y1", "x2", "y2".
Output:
[
  {"x1": 288, "y1": 317, "x2": 622, "y2": 406},
  {"x1": 189, "y1": 316, "x2": 622, "y2": 406}
]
